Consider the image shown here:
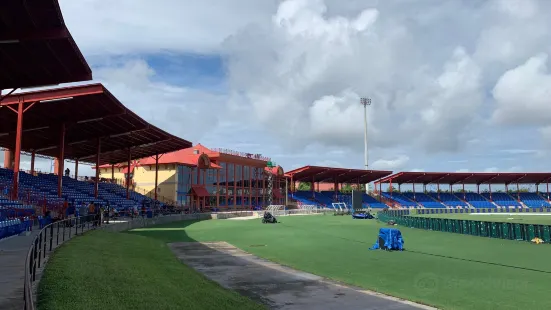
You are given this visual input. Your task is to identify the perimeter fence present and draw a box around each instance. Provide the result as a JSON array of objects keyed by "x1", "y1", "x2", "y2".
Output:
[{"x1": 379, "y1": 209, "x2": 551, "y2": 243}]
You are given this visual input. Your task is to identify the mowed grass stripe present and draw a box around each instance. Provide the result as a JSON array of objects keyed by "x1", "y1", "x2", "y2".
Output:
[
  {"x1": 129, "y1": 216, "x2": 551, "y2": 310},
  {"x1": 37, "y1": 230, "x2": 265, "y2": 310}
]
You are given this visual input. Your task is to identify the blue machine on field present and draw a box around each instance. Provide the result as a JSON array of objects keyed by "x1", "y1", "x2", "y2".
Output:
[
  {"x1": 352, "y1": 211, "x2": 375, "y2": 219},
  {"x1": 370, "y1": 228, "x2": 404, "y2": 251}
]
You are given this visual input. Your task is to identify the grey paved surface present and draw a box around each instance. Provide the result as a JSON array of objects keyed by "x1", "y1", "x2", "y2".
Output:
[
  {"x1": 0, "y1": 223, "x2": 96, "y2": 310},
  {"x1": 169, "y1": 242, "x2": 435, "y2": 310},
  {"x1": 0, "y1": 230, "x2": 40, "y2": 310}
]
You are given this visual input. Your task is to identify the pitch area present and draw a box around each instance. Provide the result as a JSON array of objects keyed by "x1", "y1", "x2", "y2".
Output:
[{"x1": 127, "y1": 215, "x2": 551, "y2": 310}]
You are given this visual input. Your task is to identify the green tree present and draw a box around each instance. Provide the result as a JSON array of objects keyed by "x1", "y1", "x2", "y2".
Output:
[{"x1": 297, "y1": 182, "x2": 312, "y2": 191}]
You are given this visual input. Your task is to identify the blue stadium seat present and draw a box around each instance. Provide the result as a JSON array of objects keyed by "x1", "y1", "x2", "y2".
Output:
[
  {"x1": 402, "y1": 192, "x2": 445, "y2": 208},
  {"x1": 481, "y1": 193, "x2": 520, "y2": 207},
  {"x1": 381, "y1": 192, "x2": 417, "y2": 207},
  {"x1": 428, "y1": 192, "x2": 468, "y2": 207},
  {"x1": 464, "y1": 193, "x2": 493, "y2": 208},
  {"x1": 518, "y1": 192, "x2": 551, "y2": 208}
]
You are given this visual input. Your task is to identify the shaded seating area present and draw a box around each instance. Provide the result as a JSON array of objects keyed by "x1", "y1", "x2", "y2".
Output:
[
  {"x1": 375, "y1": 172, "x2": 551, "y2": 209},
  {"x1": 381, "y1": 192, "x2": 418, "y2": 207},
  {"x1": 519, "y1": 192, "x2": 551, "y2": 208},
  {"x1": 428, "y1": 192, "x2": 468, "y2": 207},
  {"x1": 481, "y1": 192, "x2": 520, "y2": 207},
  {"x1": 402, "y1": 192, "x2": 445, "y2": 208}
]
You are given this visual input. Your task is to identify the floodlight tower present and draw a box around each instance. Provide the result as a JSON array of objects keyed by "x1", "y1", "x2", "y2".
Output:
[{"x1": 360, "y1": 97, "x2": 371, "y2": 194}]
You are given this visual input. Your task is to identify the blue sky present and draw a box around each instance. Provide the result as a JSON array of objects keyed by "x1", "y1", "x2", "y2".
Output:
[{"x1": 10, "y1": 0, "x2": 551, "y2": 177}]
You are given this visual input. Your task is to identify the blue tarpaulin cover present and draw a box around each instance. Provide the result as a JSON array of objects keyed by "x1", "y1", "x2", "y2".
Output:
[{"x1": 370, "y1": 228, "x2": 404, "y2": 251}]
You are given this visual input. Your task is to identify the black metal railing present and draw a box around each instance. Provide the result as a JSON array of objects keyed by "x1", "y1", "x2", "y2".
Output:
[
  {"x1": 21, "y1": 209, "x2": 260, "y2": 309},
  {"x1": 23, "y1": 214, "x2": 100, "y2": 310}
]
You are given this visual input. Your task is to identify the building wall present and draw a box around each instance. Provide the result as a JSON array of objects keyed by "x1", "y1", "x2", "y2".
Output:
[
  {"x1": 97, "y1": 154, "x2": 284, "y2": 209},
  {"x1": 133, "y1": 165, "x2": 178, "y2": 201},
  {"x1": 98, "y1": 165, "x2": 178, "y2": 201}
]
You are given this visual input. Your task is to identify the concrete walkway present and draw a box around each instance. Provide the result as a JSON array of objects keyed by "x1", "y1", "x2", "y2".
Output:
[
  {"x1": 0, "y1": 230, "x2": 40, "y2": 310},
  {"x1": 169, "y1": 242, "x2": 435, "y2": 310},
  {"x1": 0, "y1": 223, "x2": 97, "y2": 310}
]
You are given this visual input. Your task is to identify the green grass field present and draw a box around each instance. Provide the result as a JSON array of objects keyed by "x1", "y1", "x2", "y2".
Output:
[
  {"x1": 39, "y1": 215, "x2": 551, "y2": 310},
  {"x1": 127, "y1": 215, "x2": 551, "y2": 310},
  {"x1": 410, "y1": 212, "x2": 551, "y2": 225},
  {"x1": 37, "y1": 230, "x2": 265, "y2": 310}
]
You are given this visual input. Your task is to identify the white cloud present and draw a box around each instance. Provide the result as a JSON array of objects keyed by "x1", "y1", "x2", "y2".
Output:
[
  {"x1": 315, "y1": 159, "x2": 343, "y2": 168},
  {"x1": 456, "y1": 168, "x2": 470, "y2": 172},
  {"x1": 499, "y1": 149, "x2": 537, "y2": 155},
  {"x1": 410, "y1": 168, "x2": 424, "y2": 172},
  {"x1": 484, "y1": 167, "x2": 499, "y2": 173},
  {"x1": 59, "y1": 0, "x2": 276, "y2": 55},
  {"x1": 371, "y1": 155, "x2": 409, "y2": 170},
  {"x1": 223, "y1": 0, "x2": 487, "y2": 153},
  {"x1": 492, "y1": 54, "x2": 551, "y2": 126},
  {"x1": 43, "y1": 0, "x2": 551, "y2": 173},
  {"x1": 95, "y1": 59, "x2": 227, "y2": 142}
]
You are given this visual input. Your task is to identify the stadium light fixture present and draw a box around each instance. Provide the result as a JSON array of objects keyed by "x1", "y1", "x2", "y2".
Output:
[
  {"x1": 0, "y1": 39, "x2": 20, "y2": 44},
  {"x1": 360, "y1": 97, "x2": 371, "y2": 194}
]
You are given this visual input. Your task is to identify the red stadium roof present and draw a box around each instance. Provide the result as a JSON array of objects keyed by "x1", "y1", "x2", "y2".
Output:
[
  {"x1": 285, "y1": 166, "x2": 392, "y2": 184},
  {"x1": 0, "y1": 0, "x2": 92, "y2": 90},
  {"x1": 376, "y1": 172, "x2": 551, "y2": 185},
  {"x1": 0, "y1": 84, "x2": 192, "y2": 165}
]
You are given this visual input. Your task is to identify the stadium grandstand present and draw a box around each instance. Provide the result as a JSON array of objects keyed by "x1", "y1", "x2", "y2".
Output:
[
  {"x1": 0, "y1": 0, "x2": 94, "y2": 245},
  {"x1": 375, "y1": 172, "x2": 551, "y2": 209},
  {"x1": 0, "y1": 84, "x2": 192, "y2": 238},
  {"x1": 285, "y1": 165, "x2": 392, "y2": 209},
  {"x1": 96, "y1": 144, "x2": 286, "y2": 211}
]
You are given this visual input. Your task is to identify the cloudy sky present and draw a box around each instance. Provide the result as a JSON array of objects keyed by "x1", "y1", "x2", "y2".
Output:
[{"x1": 7, "y1": 0, "x2": 551, "y2": 176}]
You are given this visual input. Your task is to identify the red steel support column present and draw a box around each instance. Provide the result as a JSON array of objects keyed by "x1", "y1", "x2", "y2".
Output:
[
  {"x1": 111, "y1": 164, "x2": 115, "y2": 181},
  {"x1": 225, "y1": 163, "x2": 228, "y2": 207},
  {"x1": 248, "y1": 166, "x2": 252, "y2": 209},
  {"x1": 216, "y1": 168, "x2": 220, "y2": 207},
  {"x1": 74, "y1": 159, "x2": 79, "y2": 179},
  {"x1": 12, "y1": 100, "x2": 24, "y2": 200},
  {"x1": 154, "y1": 154, "x2": 159, "y2": 201},
  {"x1": 517, "y1": 183, "x2": 520, "y2": 201},
  {"x1": 413, "y1": 183, "x2": 416, "y2": 200},
  {"x1": 241, "y1": 165, "x2": 245, "y2": 207},
  {"x1": 262, "y1": 171, "x2": 265, "y2": 206},
  {"x1": 57, "y1": 123, "x2": 66, "y2": 198},
  {"x1": 463, "y1": 183, "x2": 466, "y2": 200},
  {"x1": 4, "y1": 149, "x2": 13, "y2": 169},
  {"x1": 30, "y1": 151, "x2": 35, "y2": 175},
  {"x1": 489, "y1": 184, "x2": 492, "y2": 200},
  {"x1": 94, "y1": 139, "x2": 101, "y2": 198},
  {"x1": 312, "y1": 176, "x2": 315, "y2": 198},
  {"x1": 126, "y1": 149, "x2": 131, "y2": 199},
  {"x1": 233, "y1": 164, "x2": 237, "y2": 207}
]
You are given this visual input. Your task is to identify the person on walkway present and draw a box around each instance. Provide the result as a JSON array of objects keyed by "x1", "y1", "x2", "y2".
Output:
[{"x1": 88, "y1": 202, "x2": 97, "y2": 226}]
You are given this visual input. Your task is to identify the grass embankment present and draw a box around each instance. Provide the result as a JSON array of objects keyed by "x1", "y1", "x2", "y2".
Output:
[
  {"x1": 37, "y1": 230, "x2": 265, "y2": 310},
  {"x1": 128, "y1": 216, "x2": 551, "y2": 310}
]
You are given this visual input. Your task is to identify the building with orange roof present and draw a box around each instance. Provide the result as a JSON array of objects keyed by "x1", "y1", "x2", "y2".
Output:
[{"x1": 97, "y1": 144, "x2": 285, "y2": 210}]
